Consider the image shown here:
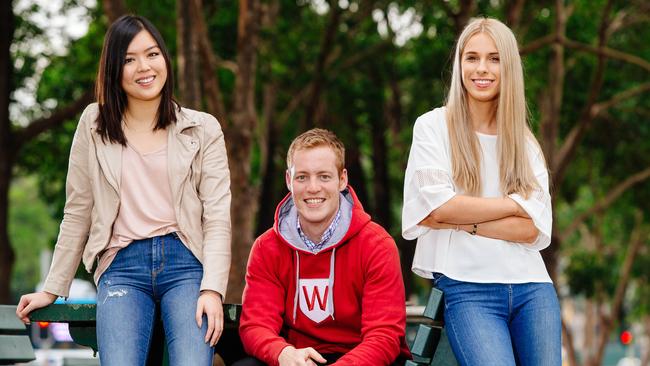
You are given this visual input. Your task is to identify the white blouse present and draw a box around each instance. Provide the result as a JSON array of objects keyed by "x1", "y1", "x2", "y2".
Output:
[{"x1": 402, "y1": 107, "x2": 552, "y2": 284}]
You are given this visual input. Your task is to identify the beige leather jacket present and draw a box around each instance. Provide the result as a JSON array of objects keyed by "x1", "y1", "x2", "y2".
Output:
[{"x1": 43, "y1": 103, "x2": 232, "y2": 297}]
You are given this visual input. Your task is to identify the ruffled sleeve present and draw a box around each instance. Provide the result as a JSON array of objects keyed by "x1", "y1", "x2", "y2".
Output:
[
  {"x1": 402, "y1": 109, "x2": 456, "y2": 240},
  {"x1": 508, "y1": 143, "x2": 552, "y2": 251}
]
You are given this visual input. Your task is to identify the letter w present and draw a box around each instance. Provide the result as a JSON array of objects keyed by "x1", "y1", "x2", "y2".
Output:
[{"x1": 302, "y1": 285, "x2": 328, "y2": 311}]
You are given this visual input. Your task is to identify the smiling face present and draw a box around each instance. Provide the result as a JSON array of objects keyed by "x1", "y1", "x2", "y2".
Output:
[
  {"x1": 286, "y1": 145, "x2": 348, "y2": 240},
  {"x1": 461, "y1": 32, "x2": 501, "y2": 105},
  {"x1": 121, "y1": 30, "x2": 167, "y2": 105}
]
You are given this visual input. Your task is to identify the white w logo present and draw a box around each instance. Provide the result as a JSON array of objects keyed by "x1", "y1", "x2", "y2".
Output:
[{"x1": 298, "y1": 278, "x2": 333, "y2": 323}]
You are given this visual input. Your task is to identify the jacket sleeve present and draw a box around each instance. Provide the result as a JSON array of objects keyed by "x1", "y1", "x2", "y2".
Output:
[
  {"x1": 507, "y1": 142, "x2": 552, "y2": 251},
  {"x1": 334, "y1": 237, "x2": 408, "y2": 366},
  {"x1": 239, "y1": 238, "x2": 292, "y2": 366},
  {"x1": 42, "y1": 105, "x2": 95, "y2": 297},
  {"x1": 198, "y1": 114, "x2": 232, "y2": 296},
  {"x1": 402, "y1": 111, "x2": 456, "y2": 240}
]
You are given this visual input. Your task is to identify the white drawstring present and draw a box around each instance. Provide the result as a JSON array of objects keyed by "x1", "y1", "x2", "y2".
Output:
[
  {"x1": 328, "y1": 247, "x2": 336, "y2": 320},
  {"x1": 293, "y1": 250, "x2": 300, "y2": 323},
  {"x1": 293, "y1": 248, "x2": 336, "y2": 322}
]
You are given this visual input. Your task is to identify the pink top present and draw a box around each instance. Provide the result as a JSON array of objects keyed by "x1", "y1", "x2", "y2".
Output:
[{"x1": 94, "y1": 142, "x2": 181, "y2": 284}]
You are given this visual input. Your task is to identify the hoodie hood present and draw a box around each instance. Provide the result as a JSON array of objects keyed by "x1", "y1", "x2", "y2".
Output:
[
  {"x1": 273, "y1": 186, "x2": 371, "y2": 253},
  {"x1": 272, "y1": 186, "x2": 371, "y2": 323}
]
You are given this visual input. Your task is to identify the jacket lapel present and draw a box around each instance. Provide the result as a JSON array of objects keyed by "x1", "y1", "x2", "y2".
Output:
[
  {"x1": 91, "y1": 129, "x2": 122, "y2": 193},
  {"x1": 168, "y1": 109, "x2": 201, "y2": 204}
]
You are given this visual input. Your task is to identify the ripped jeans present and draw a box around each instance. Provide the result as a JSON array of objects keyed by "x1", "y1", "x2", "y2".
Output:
[{"x1": 96, "y1": 233, "x2": 213, "y2": 366}]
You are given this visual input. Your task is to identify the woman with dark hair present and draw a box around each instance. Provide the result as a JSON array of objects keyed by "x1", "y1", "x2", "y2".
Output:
[
  {"x1": 16, "y1": 15, "x2": 231, "y2": 366},
  {"x1": 402, "y1": 18, "x2": 560, "y2": 365}
]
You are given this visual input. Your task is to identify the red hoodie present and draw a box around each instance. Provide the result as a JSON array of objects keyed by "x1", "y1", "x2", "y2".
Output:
[{"x1": 239, "y1": 187, "x2": 411, "y2": 366}]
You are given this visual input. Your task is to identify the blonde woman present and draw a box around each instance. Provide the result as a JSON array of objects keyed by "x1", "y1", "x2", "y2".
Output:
[{"x1": 402, "y1": 18, "x2": 560, "y2": 365}]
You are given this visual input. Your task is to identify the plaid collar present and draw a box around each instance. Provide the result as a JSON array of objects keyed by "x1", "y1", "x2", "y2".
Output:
[{"x1": 297, "y1": 206, "x2": 342, "y2": 253}]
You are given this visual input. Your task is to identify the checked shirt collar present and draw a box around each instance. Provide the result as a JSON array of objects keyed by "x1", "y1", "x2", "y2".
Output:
[{"x1": 296, "y1": 207, "x2": 342, "y2": 253}]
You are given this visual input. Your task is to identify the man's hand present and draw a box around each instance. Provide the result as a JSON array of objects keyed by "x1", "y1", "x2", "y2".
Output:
[
  {"x1": 278, "y1": 346, "x2": 327, "y2": 366},
  {"x1": 195, "y1": 290, "x2": 223, "y2": 346},
  {"x1": 16, "y1": 291, "x2": 58, "y2": 324}
]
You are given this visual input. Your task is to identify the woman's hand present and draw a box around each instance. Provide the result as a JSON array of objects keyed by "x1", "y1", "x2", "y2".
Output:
[
  {"x1": 195, "y1": 290, "x2": 223, "y2": 347},
  {"x1": 16, "y1": 291, "x2": 58, "y2": 324}
]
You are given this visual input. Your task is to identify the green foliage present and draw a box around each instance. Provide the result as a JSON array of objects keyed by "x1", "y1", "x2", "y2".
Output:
[
  {"x1": 9, "y1": 177, "x2": 59, "y2": 298},
  {"x1": 566, "y1": 249, "x2": 616, "y2": 298},
  {"x1": 7, "y1": 0, "x2": 650, "y2": 329},
  {"x1": 17, "y1": 8, "x2": 103, "y2": 221}
]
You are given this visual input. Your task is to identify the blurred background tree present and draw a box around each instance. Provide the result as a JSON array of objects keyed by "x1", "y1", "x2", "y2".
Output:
[{"x1": 1, "y1": 0, "x2": 648, "y2": 364}]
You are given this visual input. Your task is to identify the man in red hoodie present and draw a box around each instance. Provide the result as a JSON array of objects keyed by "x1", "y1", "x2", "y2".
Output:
[{"x1": 236, "y1": 129, "x2": 411, "y2": 366}]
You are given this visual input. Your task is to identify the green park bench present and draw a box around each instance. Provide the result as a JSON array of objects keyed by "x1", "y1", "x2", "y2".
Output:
[
  {"x1": 0, "y1": 305, "x2": 36, "y2": 365},
  {"x1": 406, "y1": 288, "x2": 459, "y2": 366},
  {"x1": 17, "y1": 290, "x2": 456, "y2": 365},
  {"x1": 29, "y1": 303, "x2": 245, "y2": 366}
]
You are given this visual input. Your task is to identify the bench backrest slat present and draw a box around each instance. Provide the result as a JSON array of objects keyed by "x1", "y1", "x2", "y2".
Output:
[
  {"x1": 0, "y1": 335, "x2": 36, "y2": 363},
  {"x1": 0, "y1": 305, "x2": 36, "y2": 364},
  {"x1": 0, "y1": 305, "x2": 26, "y2": 335}
]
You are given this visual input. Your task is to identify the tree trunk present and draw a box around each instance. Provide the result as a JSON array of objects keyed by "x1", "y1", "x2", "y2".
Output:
[
  {"x1": 254, "y1": 128, "x2": 280, "y2": 236},
  {"x1": 438, "y1": 0, "x2": 476, "y2": 35},
  {"x1": 191, "y1": 0, "x2": 227, "y2": 122},
  {"x1": 255, "y1": 83, "x2": 281, "y2": 236},
  {"x1": 383, "y1": 64, "x2": 414, "y2": 298},
  {"x1": 176, "y1": 0, "x2": 201, "y2": 109},
  {"x1": 0, "y1": 166, "x2": 14, "y2": 304},
  {"x1": 101, "y1": 0, "x2": 127, "y2": 23},
  {"x1": 0, "y1": 0, "x2": 15, "y2": 304},
  {"x1": 254, "y1": 3, "x2": 280, "y2": 237},
  {"x1": 345, "y1": 115, "x2": 369, "y2": 209},
  {"x1": 505, "y1": 0, "x2": 525, "y2": 29},
  {"x1": 301, "y1": 2, "x2": 342, "y2": 130},
  {"x1": 539, "y1": 0, "x2": 568, "y2": 291},
  {"x1": 225, "y1": 0, "x2": 262, "y2": 303},
  {"x1": 368, "y1": 67, "x2": 390, "y2": 229}
]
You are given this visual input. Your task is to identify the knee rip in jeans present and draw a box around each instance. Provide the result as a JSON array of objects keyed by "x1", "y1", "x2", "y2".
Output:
[{"x1": 102, "y1": 288, "x2": 128, "y2": 304}]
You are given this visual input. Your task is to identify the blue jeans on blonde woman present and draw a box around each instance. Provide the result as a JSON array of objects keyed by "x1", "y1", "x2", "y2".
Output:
[
  {"x1": 96, "y1": 233, "x2": 213, "y2": 366},
  {"x1": 434, "y1": 274, "x2": 561, "y2": 366}
]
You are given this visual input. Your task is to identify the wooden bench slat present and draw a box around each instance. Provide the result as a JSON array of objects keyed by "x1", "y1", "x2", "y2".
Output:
[
  {"x1": 0, "y1": 335, "x2": 36, "y2": 363},
  {"x1": 407, "y1": 288, "x2": 459, "y2": 366},
  {"x1": 423, "y1": 288, "x2": 444, "y2": 321},
  {"x1": 30, "y1": 304, "x2": 96, "y2": 323},
  {"x1": 62, "y1": 358, "x2": 100, "y2": 366},
  {"x1": 410, "y1": 324, "x2": 441, "y2": 358},
  {"x1": 30, "y1": 303, "x2": 241, "y2": 324},
  {"x1": 405, "y1": 360, "x2": 429, "y2": 366},
  {"x1": 0, "y1": 305, "x2": 36, "y2": 364},
  {"x1": 0, "y1": 305, "x2": 27, "y2": 334},
  {"x1": 27, "y1": 303, "x2": 245, "y2": 366}
]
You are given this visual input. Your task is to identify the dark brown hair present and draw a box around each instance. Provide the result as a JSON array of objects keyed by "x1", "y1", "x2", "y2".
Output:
[{"x1": 95, "y1": 15, "x2": 178, "y2": 145}]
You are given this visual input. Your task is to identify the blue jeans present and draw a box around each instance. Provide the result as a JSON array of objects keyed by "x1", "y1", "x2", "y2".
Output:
[
  {"x1": 96, "y1": 233, "x2": 213, "y2": 366},
  {"x1": 434, "y1": 275, "x2": 561, "y2": 366}
]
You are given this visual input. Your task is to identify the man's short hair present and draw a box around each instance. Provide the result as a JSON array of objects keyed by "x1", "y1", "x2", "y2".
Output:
[{"x1": 286, "y1": 128, "x2": 345, "y2": 173}]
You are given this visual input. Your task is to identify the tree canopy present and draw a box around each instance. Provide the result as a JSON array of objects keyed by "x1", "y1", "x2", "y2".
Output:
[{"x1": 2, "y1": 1, "x2": 649, "y2": 364}]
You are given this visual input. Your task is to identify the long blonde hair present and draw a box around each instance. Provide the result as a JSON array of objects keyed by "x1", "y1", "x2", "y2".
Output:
[{"x1": 446, "y1": 17, "x2": 542, "y2": 198}]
